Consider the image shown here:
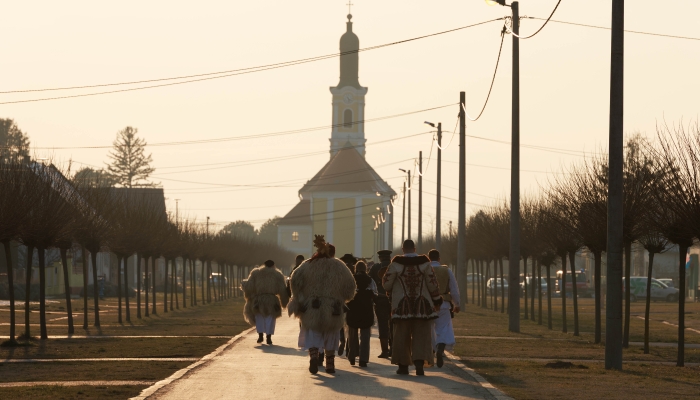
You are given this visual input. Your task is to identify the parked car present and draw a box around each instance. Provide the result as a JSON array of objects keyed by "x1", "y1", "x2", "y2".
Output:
[
  {"x1": 623, "y1": 277, "x2": 679, "y2": 302},
  {"x1": 556, "y1": 269, "x2": 591, "y2": 297},
  {"x1": 211, "y1": 272, "x2": 228, "y2": 286},
  {"x1": 520, "y1": 277, "x2": 550, "y2": 297},
  {"x1": 486, "y1": 278, "x2": 509, "y2": 296},
  {"x1": 657, "y1": 278, "x2": 675, "y2": 288},
  {"x1": 466, "y1": 273, "x2": 483, "y2": 284}
]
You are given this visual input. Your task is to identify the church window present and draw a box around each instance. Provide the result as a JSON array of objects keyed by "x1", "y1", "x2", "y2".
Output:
[
  {"x1": 343, "y1": 109, "x2": 353, "y2": 128},
  {"x1": 292, "y1": 231, "x2": 299, "y2": 242}
]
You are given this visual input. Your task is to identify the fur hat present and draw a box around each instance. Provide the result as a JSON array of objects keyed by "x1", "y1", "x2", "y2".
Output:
[
  {"x1": 340, "y1": 253, "x2": 357, "y2": 265},
  {"x1": 264, "y1": 260, "x2": 275, "y2": 267}
]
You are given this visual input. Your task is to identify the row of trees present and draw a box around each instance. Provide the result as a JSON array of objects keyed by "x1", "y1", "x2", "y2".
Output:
[
  {"x1": 1, "y1": 133, "x2": 293, "y2": 345},
  {"x1": 425, "y1": 123, "x2": 698, "y2": 367}
]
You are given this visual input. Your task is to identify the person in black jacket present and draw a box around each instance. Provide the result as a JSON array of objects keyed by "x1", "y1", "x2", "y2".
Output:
[{"x1": 346, "y1": 261, "x2": 377, "y2": 367}]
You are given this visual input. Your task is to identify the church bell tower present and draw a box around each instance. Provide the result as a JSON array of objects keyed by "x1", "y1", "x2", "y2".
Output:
[{"x1": 330, "y1": 13, "x2": 368, "y2": 158}]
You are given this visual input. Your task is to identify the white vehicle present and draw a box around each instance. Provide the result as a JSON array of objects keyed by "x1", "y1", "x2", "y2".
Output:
[
  {"x1": 623, "y1": 277, "x2": 679, "y2": 302},
  {"x1": 657, "y1": 278, "x2": 674, "y2": 288}
]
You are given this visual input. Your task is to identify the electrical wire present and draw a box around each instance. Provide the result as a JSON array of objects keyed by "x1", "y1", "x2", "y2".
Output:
[
  {"x1": 463, "y1": 24, "x2": 506, "y2": 122},
  {"x1": 19, "y1": 105, "x2": 453, "y2": 150},
  {"x1": 504, "y1": 0, "x2": 562, "y2": 40},
  {"x1": 0, "y1": 18, "x2": 504, "y2": 103},
  {"x1": 534, "y1": 17, "x2": 700, "y2": 41}
]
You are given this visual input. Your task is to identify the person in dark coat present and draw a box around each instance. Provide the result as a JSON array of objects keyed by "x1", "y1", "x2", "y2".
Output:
[
  {"x1": 338, "y1": 253, "x2": 357, "y2": 356},
  {"x1": 369, "y1": 250, "x2": 392, "y2": 358},
  {"x1": 346, "y1": 261, "x2": 377, "y2": 367}
]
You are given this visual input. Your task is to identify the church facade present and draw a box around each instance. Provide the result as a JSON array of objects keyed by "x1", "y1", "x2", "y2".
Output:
[{"x1": 277, "y1": 14, "x2": 396, "y2": 260}]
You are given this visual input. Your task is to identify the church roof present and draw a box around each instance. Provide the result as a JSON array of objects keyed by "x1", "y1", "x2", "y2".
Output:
[
  {"x1": 299, "y1": 145, "x2": 396, "y2": 195},
  {"x1": 278, "y1": 199, "x2": 311, "y2": 226}
]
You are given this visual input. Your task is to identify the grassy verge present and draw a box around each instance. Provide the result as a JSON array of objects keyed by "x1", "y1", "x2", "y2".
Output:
[
  {"x1": 0, "y1": 296, "x2": 247, "y2": 399},
  {"x1": 453, "y1": 301, "x2": 700, "y2": 399}
]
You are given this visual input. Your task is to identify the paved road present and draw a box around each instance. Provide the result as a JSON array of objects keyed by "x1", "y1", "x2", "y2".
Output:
[{"x1": 151, "y1": 315, "x2": 500, "y2": 399}]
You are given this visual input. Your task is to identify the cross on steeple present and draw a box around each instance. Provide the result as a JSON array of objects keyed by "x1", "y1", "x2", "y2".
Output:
[{"x1": 347, "y1": 1, "x2": 354, "y2": 14}]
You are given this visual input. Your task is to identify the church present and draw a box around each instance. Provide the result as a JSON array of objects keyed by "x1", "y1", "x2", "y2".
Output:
[{"x1": 277, "y1": 13, "x2": 396, "y2": 260}]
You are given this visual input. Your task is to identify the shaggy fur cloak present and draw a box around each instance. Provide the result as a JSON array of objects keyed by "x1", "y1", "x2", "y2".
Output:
[
  {"x1": 382, "y1": 255, "x2": 442, "y2": 320},
  {"x1": 287, "y1": 257, "x2": 356, "y2": 333},
  {"x1": 242, "y1": 265, "x2": 289, "y2": 326}
]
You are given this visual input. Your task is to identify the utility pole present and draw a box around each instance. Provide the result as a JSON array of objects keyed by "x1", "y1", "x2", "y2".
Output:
[
  {"x1": 418, "y1": 151, "x2": 423, "y2": 251},
  {"x1": 457, "y1": 91, "x2": 467, "y2": 311},
  {"x1": 605, "y1": 0, "x2": 624, "y2": 371},
  {"x1": 401, "y1": 182, "x2": 406, "y2": 244},
  {"x1": 175, "y1": 199, "x2": 180, "y2": 224},
  {"x1": 407, "y1": 170, "x2": 412, "y2": 240},
  {"x1": 436, "y1": 123, "x2": 442, "y2": 250},
  {"x1": 507, "y1": 0, "x2": 521, "y2": 334}
]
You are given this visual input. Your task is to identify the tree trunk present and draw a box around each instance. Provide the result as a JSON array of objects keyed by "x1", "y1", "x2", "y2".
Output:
[
  {"x1": 595, "y1": 250, "x2": 602, "y2": 344},
  {"x1": 499, "y1": 258, "x2": 505, "y2": 313},
  {"x1": 212, "y1": 262, "x2": 218, "y2": 302},
  {"x1": 175, "y1": 259, "x2": 180, "y2": 309},
  {"x1": 477, "y1": 260, "x2": 482, "y2": 307},
  {"x1": 163, "y1": 258, "x2": 169, "y2": 313},
  {"x1": 182, "y1": 258, "x2": 187, "y2": 308},
  {"x1": 677, "y1": 244, "x2": 688, "y2": 367},
  {"x1": 623, "y1": 242, "x2": 632, "y2": 348},
  {"x1": 471, "y1": 260, "x2": 475, "y2": 305},
  {"x1": 537, "y1": 261, "x2": 542, "y2": 325},
  {"x1": 569, "y1": 251, "x2": 579, "y2": 336},
  {"x1": 531, "y1": 257, "x2": 536, "y2": 322},
  {"x1": 38, "y1": 247, "x2": 48, "y2": 339},
  {"x1": 3, "y1": 241, "x2": 17, "y2": 343},
  {"x1": 546, "y1": 264, "x2": 552, "y2": 330},
  {"x1": 483, "y1": 260, "x2": 490, "y2": 309},
  {"x1": 144, "y1": 256, "x2": 150, "y2": 317},
  {"x1": 117, "y1": 255, "x2": 123, "y2": 324},
  {"x1": 124, "y1": 254, "x2": 131, "y2": 322},
  {"x1": 192, "y1": 259, "x2": 197, "y2": 306},
  {"x1": 201, "y1": 260, "x2": 206, "y2": 304},
  {"x1": 58, "y1": 247, "x2": 75, "y2": 335},
  {"x1": 560, "y1": 252, "x2": 567, "y2": 333},
  {"x1": 91, "y1": 250, "x2": 100, "y2": 327},
  {"x1": 644, "y1": 251, "x2": 655, "y2": 354},
  {"x1": 81, "y1": 246, "x2": 87, "y2": 330},
  {"x1": 151, "y1": 256, "x2": 157, "y2": 314},
  {"x1": 493, "y1": 259, "x2": 498, "y2": 312},
  {"x1": 136, "y1": 253, "x2": 142, "y2": 319},
  {"x1": 523, "y1": 256, "x2": 529, "y2": 320}
]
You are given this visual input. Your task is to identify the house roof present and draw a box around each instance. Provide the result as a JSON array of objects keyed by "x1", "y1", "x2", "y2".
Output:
[
  {"x1": 278, "y1": 199, "x2": 311, "y2": 226},
  {"x1": 299, "y1": 145, "x2": 396, "y2": 195},
  {"x1": 107, "y1": 187, "x2": 167, "y2": 219}
]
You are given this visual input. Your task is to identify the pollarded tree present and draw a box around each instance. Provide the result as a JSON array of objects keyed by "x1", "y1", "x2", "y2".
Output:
[
  {"x1": 0, "y1": 159, "x2": 37, "y2": 344},
  {"x1": 74, "y1": 176, "x2": 117, "y2": 328},
  {"x1": 20, "y1": 162, "x2": 79, "y2": 339},
  {"x1": 106, "y1": 126, "x2": 157, "y2": 188}
]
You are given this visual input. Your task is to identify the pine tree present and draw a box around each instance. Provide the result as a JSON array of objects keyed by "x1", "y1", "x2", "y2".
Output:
[
  {"x1": 106, "y1": 126, "x2": 157, "y2": 188},
  {"x1": 0, "y1": 119, "x2": 30, "y2": 163}
]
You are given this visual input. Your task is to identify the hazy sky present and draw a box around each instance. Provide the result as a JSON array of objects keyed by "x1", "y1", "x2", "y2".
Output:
[{"x1": 2, "y1": 1, "x2": 699, "y2": 244}]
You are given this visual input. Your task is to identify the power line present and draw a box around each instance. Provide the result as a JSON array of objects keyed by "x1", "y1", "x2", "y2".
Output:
[
  {"x1": 534, "y1": 17, "x2": 700, "y2": 41},
  {"x1": 22, "y1": 105, "x2": 452, "y2": 150},
  {"x1": 505, "y1": 0, "x2": 562, "y2": 40},
  {"x1": 0, "y1": 19, "x2": 503, "y2": 104},
  {"x1": 463, "y1": 24, "x2": 506, "y2": 122}
]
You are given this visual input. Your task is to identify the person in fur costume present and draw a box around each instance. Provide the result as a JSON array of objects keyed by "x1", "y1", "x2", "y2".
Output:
[
  {"x1": 288, "y1": 235, "x2": 356, "y2": 374},
  {"x1": 242, "y1": 260, "x2": 289, "y2": 345},
  {"x1": 382, "y1": 239, "x2": 442, "y2": 376},
  {"x1": 346, "y1": 260, "x2": 377, "y2": 367}
]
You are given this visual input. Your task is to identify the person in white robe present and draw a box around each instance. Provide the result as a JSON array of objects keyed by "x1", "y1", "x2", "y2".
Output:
[{"x1": 428, "y1": 249, "x2": 461, "y2": 368}]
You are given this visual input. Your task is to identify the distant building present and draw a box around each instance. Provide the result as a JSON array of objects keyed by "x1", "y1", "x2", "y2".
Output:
[{"x1": 277, "y1": 14, "x2": 396, "y2": 259}]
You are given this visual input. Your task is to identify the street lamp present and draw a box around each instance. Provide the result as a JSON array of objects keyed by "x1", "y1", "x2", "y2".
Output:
[
  {"x1": 399, "y1": 168, "x2": 411, "y2": 241},
  {"x1": 424, "y1": 121, "x2": 443, "y2": 250}
]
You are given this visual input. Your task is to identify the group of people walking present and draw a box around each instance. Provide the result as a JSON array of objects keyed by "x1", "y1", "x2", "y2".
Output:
[{"x1": 241, "y1": 236, "x2": 460, "y2": 377}]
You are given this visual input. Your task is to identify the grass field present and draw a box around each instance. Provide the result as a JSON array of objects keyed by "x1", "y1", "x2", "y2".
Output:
[
  {"x1": 0, "y1": 293, "x2": 247, "y2": 399},
  {"x1": 453, "y1": 297, "x2": 700, "y2": 399}
]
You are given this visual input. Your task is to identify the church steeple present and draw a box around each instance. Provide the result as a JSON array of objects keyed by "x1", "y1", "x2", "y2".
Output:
[
  {"x1": 330, "y1": 13, "x2": 368, "y2": 158},
  {"x1": 338, "y1": 14, "x2": 361, "y2": 89}
]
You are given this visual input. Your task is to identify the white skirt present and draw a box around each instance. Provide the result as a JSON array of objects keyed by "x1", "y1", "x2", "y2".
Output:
[{"x1": 298, "y1": 328, "x2": 341, "y2": 351}]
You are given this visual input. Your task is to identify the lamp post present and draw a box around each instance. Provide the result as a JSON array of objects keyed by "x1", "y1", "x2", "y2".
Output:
[
  {"x1": 399, "y1": 168, "x2": 411, "y2": 241},
  {"x1": 425, "y1": 121, "x2": 442, "y2": 250},
  {"x1": 486, "y1": 0, "x2": 521, "y2": 333}
]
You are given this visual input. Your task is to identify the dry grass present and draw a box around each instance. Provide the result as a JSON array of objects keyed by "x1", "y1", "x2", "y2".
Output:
[
  {"x1": 453, "y1": 302, "x2": 700, "y2": 399},
  {"x1": 0, "y1": 385, "x2": 146, "y2": 400},
  {"x1": 462, "y1": 360, "x2": 700, "y2": 400},
  {"x1": 0, "y1": 296, "x2": 247, "y2": 400}
]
